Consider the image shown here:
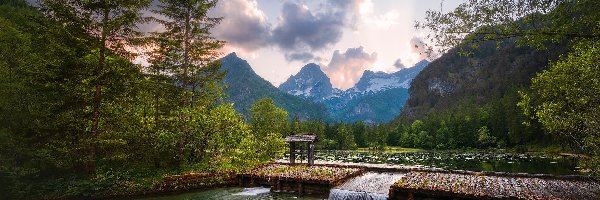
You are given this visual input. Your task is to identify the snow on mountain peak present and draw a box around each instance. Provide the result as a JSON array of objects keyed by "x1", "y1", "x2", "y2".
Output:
[{"x1": 279, "y1": 63, "x2": 334, "y2": 101}]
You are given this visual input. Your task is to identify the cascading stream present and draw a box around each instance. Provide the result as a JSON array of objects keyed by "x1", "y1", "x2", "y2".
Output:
[{"x1": 328, "y1": 172, "x2": 405, "y2": 200}]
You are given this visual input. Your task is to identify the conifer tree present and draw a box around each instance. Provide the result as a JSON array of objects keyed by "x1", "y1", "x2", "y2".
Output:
[
  {"x1": 41, "y1": 0, "x2": 151, "y2": 174},
  {"x1": 148, "y1": 0, "x2": 224, "y2": 164}
]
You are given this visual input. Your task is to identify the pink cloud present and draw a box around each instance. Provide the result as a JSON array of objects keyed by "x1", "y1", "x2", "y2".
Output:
[{"x1": 324, "y1": 46, "x2": 377, "y2": 90}]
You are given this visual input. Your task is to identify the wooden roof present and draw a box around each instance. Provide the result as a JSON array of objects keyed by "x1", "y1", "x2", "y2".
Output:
[{"x1": 284, "y1": 134, "x2": 317, "y2": 142}]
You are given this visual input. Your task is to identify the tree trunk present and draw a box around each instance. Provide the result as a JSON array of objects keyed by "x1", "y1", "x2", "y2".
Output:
[
  {"x1": 88, "y1": 6, "x2": 109, "y2": 175},
  {"x1": 177, "y1": 8, "x2": 192, "y2": 166}
]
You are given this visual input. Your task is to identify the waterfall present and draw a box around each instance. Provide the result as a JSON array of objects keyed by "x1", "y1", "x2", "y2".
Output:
[
  {"x1": 328, "y1": 172, "x2": 405, "y2": 200},
  {"x1": 232, "y1": 187, "x2": 271, "y2": 196},
  {"x1": 328, "y1": 189, "x2": 388, "y2": 200}
]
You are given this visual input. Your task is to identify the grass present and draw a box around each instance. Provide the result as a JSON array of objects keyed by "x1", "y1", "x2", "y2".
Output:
[{"x1": 247, "y1": 164, "x2": 362, "y2": 183}]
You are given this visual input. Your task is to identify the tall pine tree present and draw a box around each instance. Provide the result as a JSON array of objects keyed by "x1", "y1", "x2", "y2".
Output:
[
  {"x1": 149, "y1": 0, "x2": 224, "y2": 164},
  {"x1": 41, "y1": 0, "x2": 151, "y2": 174}
]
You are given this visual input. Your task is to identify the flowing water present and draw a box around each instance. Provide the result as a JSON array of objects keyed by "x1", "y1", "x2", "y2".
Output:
[{"x1": 328, "y1": 172, "x2": 405, "y2": 200}]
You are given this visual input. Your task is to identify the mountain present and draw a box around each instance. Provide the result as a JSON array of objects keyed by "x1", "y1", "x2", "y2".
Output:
[
  {"x1": 278, "y1": 63, "x2": 335, "y2": 101},
  {"x1": 326, "y1": 87, "x2": 409, "y2": 123},
  {"x1": 350, "y1": 60, "x2": 429, "y2": 94},
  {"x1": 220, "y1": 53, "x2": 329, "y2": 120},
  {"x1": 396, "y1": 39, "x2": 566, "y2": 122},
  {"x1": 279, "y1": 60, "x2": 429, "y2": 123}
]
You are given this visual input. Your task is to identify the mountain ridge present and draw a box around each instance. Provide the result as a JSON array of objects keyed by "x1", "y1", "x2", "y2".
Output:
[
  {"x1": 220, "y1": 53, "x2": 330, "y2": 120},
  {"x1": 278, "y1": 63, "x2": 334, "y2": 101},
  {"x1": 278, "y1": 59, "x2": 429, "y2": 122},
  {"x1": 396, "y1": 39, "x2": 566, "y2": 123}
]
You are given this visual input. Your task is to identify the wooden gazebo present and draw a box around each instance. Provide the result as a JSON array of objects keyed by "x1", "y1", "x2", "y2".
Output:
[{"x1": 284, "y1": 134, "x2": 317, "y2": 165}]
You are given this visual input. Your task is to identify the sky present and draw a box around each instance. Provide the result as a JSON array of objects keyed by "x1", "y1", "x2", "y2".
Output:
[
  {"x1": 159, "y1": 0, "x2": 465, "y2": 90},
  {"x1": 28, "y1": 0, "x2": 464, "y2": 89}
]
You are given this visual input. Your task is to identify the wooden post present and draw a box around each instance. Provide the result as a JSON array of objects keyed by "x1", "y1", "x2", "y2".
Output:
[
  {"x1": 297, "y1": 182, "x2": 304, "y2": 195},
  {"x1": 308, "y1": 142, "x2": 315, "y2": 165},
  {"x1": 277, "y1": 180, "x2": 282, "y2": 191},
  {"x1": 290, "y1": 142, "x2": 296, "y2": 164}
]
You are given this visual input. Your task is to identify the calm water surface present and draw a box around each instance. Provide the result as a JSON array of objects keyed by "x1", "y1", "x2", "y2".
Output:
[{"x1": 286, "y1": 150, "x2": 581, "y2": 175}]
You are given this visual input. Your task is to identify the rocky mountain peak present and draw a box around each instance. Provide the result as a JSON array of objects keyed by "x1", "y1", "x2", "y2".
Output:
[
  {"x1": 279, "y1": 63, "x2": 334, "y2": 101},
  {"x1": 350, "y1": 60, "x2": 430, "y2": 94}
]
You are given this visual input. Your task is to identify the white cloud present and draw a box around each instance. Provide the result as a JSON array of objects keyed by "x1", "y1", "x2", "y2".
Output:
[
  {"x1": 210, "y1": 0, "x2": 271, "y2": 53},
  {"x1": 324, "y1": 46, "x2": 377, "y2": 89},
  {"x1": 363, "y1": 10, "x2": 400, "y2": 30}
]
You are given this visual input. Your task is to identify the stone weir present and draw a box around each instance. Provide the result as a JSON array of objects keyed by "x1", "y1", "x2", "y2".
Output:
[
  {"x1": 329, "y1": 172, "x2": 406, "y2": 199},
  {"x1": 238, "y1": 162, "x2": 600, "y2": 200},
  {"x1": 389, "y1": 170, "x2": 600, "y2": 200},
  {"x1": 237, "y1": 163, "x2": 364, "y2": 196}
]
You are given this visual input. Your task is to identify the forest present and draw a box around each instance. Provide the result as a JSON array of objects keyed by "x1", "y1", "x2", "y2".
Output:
[
  {"x1": 0, "y1": 0, "x2": 292, "y2": 198},
  {"x1": 0, "y1": 0, "x2": 599, "y2": 199}
]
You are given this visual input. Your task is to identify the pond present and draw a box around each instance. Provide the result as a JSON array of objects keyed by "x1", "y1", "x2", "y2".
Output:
[
  {"x1": 284, "y1": 150, "x2": 582, "y2": 175},
  {"x1": 143, "y1": 150, "x2": 582, "y2": 200},
  {"x1": 141, "y1": 187, "x2": 326, "y2": 200}
]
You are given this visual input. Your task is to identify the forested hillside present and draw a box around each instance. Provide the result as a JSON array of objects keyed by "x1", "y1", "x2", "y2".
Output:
[
  {"x1": 400, "y1": 40, "x2": 565, "y2": 121},
  {"x1": 387, "y1": 38, "x2": 566, "y2": 147},
  {"x1": 221, "y1": 53, "x2": 330, "y2": 120},
  {"x1": 393, "y1": 0, "x2": 600, "y2": 175}
]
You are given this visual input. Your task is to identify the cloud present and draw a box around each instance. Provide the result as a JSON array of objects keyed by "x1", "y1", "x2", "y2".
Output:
[
  {"x1": 393, "y1": 58, "x2": 406, "y2": 69},
  {"x1": 135, "y1": 0, "x2": 374, "y2": 64},
  {"x1": 328, "y1": 0, "x2": 367, "y2": 29},
  {"x1": 271, "y1": 2, "x2": 345, "y2": 52},
  {"x1": 410, "y1": 37, "x2": 434, "y2": 61},
  {"x1": 363, "y1": 11, "x2": 400, "y2": 30},
  {"x1": 324, "y1": 46, "x2": 377, "y2": 90},
  {"x1": 210, "y1": 0, "x2": 271, "y2": 53},
  {"x1": 272, "y1": 1, "x2": 368, "y2": 62},
  {"x1": 285, "y1": 52, "x2": 316, "y2": 63}
]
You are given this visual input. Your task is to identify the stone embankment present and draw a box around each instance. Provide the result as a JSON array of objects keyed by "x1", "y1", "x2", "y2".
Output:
[
  {"x1": 256, "y1": 162, "x2": 600, "y2": 199},
  {"x1": 390, "y1": 171, "x2": 600, "y2": 200}
]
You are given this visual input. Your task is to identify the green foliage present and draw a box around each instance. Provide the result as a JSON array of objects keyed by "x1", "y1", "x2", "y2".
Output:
[
  {"x1": 250, "y1": 98, "x2": 288, "y2": 161},
  {"x1": 415, "y1": 0, "x2": 599, "y2": 176},
  {"x1": 335, "y1": 125, "x2": 357, "y2": 150},
  {"x1": 41, "y1": 0, "x2": 153, "y2": 174},
  {"x1": 521, "y1": 39, "x2": 600, "y2": 176},
  {"x1": 477, "y1": 126, "x2": 497, "y2": 147},
  {"x1": 394, "y1": 93, "x2": 548, "y2": 150},
  {"x1": 418, "y1": 0, "x2": 600, "y2": 54},
  {"x1": 0, "y1": 1, "x2": 281, "y2": 198},
  {"x1": 352, "y1": 122, "x2": 367, "y2": 148}
]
